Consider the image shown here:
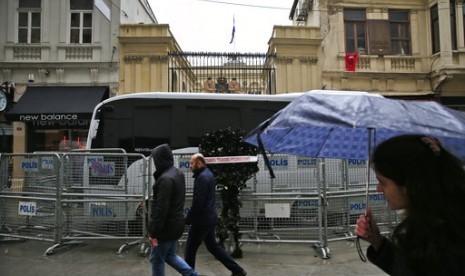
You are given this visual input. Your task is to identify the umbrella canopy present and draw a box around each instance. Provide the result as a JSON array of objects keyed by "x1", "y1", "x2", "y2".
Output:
[
  {"x1": 244, "y1": 90, "x2": 465, "y2": 162},
  {"x1": 243, "y1": 90, "x2": 465, "y2": 262}
]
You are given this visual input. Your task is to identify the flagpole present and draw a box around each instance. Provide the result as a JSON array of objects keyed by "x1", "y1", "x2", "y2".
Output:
[
  {"x1": 233, "y1": 15, "x2": 236, "y2": 53},
  {"x1": 230, "y1": 15, "x2": 235, "y2": 52}
]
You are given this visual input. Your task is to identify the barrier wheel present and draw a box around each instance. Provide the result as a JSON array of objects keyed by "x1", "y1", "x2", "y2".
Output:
[{"x1": 140, "y1": 243, "x2": 150, "y2": 257}]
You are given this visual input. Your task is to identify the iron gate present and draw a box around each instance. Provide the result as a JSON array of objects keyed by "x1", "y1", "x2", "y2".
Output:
[{"x1": 168, "y1": 52, "x2": 276, "y2": 94}]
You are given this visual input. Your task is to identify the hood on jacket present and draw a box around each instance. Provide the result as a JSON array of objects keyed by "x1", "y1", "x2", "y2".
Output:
[{"x1": 151, "y1": 144, "x2": 174, "y2": 177}]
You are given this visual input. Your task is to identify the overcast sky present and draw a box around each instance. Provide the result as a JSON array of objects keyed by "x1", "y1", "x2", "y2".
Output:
[{"x1": 147, "y1": 0, "x2": 294, "y2": 53}]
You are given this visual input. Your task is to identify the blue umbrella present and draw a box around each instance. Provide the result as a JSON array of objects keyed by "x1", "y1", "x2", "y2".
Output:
[
  {"x1": 245, "y1": 90, "x2": 465, "y2": 162},
  {"x1": 244, "y1": 90, "x2": 465, "y2": 261}
]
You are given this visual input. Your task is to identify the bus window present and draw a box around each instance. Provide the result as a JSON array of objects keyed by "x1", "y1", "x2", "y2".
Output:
[{"x1": 88, "y1": 93, "x2": 303, "y2": 156}]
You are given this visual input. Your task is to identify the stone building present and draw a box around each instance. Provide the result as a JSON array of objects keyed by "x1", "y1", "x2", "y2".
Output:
[
  {"x1": 0, "y1": 0, "x2": 157, "y2": 153},
  {"x1": 119, "y1": 0, "x2": 465, "y2": 111},
  {"x1": 285, "y1": 0, "x2": 465, "y2": 107}
]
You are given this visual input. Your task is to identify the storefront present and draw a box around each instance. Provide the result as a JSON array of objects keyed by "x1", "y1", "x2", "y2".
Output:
[{"x1": 5, "y1": 86, "x2": 109, "y2": 152}]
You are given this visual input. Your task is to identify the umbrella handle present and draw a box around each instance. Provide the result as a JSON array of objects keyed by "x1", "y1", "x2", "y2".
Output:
[{"x1": 365, "y1": 128, "x2": 373, "y2": 215}]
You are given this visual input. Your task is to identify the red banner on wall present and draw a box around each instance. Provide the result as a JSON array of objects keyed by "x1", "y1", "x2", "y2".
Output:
[{"x1": 345, "y1": 53, "x2": 359, "y2": 72}]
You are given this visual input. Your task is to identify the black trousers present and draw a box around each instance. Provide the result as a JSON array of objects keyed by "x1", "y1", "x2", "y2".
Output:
[{"x1": 184, "y1": 223, "x2": 243, "y2": 273}]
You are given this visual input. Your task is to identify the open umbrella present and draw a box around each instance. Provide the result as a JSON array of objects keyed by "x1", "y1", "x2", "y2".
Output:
[
  {"x1": 245, "y1": 90, "x2": 465, "y2": 162},
  {"x1": 244, "y1": 90, "x2": 465, "y2": 260}
]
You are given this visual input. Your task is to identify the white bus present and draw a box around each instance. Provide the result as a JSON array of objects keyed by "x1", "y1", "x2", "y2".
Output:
[
  {"x1": 81, "y1": 92, "x2": 304, "y2": 222},
  {"x1": 86, "y1": 92, "x2": 303, "y2": 155},
  {"x1": 82, "y1": 92, "x2": 379, "y2": 228}
]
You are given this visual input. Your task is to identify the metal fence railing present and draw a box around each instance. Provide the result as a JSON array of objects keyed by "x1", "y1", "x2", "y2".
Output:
[
  {"x1": 59, "y1": 152, "x2": 148, "y2": 255},
  {"x1": 0, "y1": 153, "x2": 62, "y2": 244},
  {"x1": 168, "y1": 52, "x2": 277, "y2": 94},
  {"x1": 0, "y1": 152, "x2": 397, "y2": 258}
]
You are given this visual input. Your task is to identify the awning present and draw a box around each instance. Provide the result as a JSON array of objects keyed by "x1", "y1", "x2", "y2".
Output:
[{"x1": 5, "y1": 86, "x2": 109, "y2": 128}]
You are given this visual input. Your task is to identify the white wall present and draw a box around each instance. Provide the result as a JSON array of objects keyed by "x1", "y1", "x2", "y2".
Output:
[{"x1": 120, "y1": 0, "x2": 157, "y2": 24}]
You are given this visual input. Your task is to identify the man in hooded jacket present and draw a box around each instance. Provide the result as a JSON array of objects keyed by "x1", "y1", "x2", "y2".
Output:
[{"x1": 149, "y1": 144, "x2": 198, "y2": 276}]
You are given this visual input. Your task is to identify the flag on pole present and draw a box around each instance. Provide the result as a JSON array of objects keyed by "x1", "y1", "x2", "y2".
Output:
[{"x1": 229, "y1": 16, "x2": 235, "y2": 44}]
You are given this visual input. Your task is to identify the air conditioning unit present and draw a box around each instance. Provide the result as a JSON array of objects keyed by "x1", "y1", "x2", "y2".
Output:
[{"x1": 296, "y1": 0, "x2": 311, "y2": 22}]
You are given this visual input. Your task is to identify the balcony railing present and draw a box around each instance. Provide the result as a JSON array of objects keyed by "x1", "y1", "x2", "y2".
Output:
[
  {"x1": 389, "y1": 57, "x2": 416, "y2": 70},
  {"x1": 339, "y1": 54, "x2": 421, "y2": 73},
  {"x1": 65, "y1": 46, "x2": 93, "y2": 60},
  {"x1": 13, "y1": 46, "x2": 41, "y2": 60}
]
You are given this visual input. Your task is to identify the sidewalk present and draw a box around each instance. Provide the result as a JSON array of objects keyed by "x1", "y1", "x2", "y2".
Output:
[{"x1": 0, "y1": 238, "x2": 388, "y2": 276}]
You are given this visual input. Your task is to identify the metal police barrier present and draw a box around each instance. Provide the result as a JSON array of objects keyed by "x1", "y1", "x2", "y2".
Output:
[
  {"x1": 1, "y1": 150, "x2": 398, "y2": 259},
  {"x1": 238, "y1": 192, "x2": 321, "y2": 242},
  {"x1": 54, "y1": 152, "x2": 149, "y2": 255},
  {"x1": 174, "y1": 153, "x2": 329, "y2": 254},
  {"x1": 234, "y1": 154, "x2": 329, "y2": 256},
  {"x1": 323, "y1": 189, "x2": 396, "y2": 243},
  {"x1": 0, "y1": 153, "x2": 62, "y2": 244},
  {"x1": 174, "y1": 153, "x2": 398, "y2": 259},
  {"x1": 322, "y1": 159, "x2": 396, "y2": 245}
]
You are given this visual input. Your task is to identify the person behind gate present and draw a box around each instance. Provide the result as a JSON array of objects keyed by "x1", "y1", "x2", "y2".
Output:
[
  {"x1": 184, "y1": 153, "x2": 247, "y2": 276},
  {"x1": 148, "y1": 144, "x2": 198, "y2": 276},
  {"x1": 355, "y1": 134, "x2": 465, "y2": 275}
]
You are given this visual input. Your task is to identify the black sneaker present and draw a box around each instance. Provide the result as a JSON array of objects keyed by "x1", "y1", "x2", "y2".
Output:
[{"x1": 231, "y1": 270, "x2": 247, "y2": 276}]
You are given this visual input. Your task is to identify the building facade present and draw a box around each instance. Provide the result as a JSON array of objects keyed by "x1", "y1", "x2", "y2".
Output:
[
  {"x1": 2, "y1": 0, "x2": 464, "y2": 153},
  {"x1": 119, "y1": 0, "x2": 465, "y2": 108},
  {"x1": 285, "y1": 0, "x2": 465, "y2": 107},
  {"x1": 0, "y1": 0, "x2": 157, "y2": 153},
  {"x1": 118, "y1": 25, "x2": 275, "y2": 95}
]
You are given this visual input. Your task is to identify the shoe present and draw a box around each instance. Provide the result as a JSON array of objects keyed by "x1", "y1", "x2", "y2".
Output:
[{"x1": 231, "y1": 270, "x2": 247, "y2": 276}]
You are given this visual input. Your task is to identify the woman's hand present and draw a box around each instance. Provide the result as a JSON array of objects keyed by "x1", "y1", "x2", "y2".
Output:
[{"x1": 355, "y1": 207, "x2": 384, "y2": 250}]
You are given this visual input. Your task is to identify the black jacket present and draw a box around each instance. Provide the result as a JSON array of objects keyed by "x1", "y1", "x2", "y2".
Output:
[
  {"x1": 367, "y1": 237, "x2": 464, "y2": 275},
  {"x1": 148, "y1": 144, "x2": 186, "y2": 241},
  {"x1": 367, "y1": 237, "x2": 410, "y2": 275},
  {"x1": 185, "y1": 166, "x2": 218, "y2": 226}
]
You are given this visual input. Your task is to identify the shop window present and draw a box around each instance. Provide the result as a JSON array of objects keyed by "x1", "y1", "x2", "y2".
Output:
[
  {"x1": 70, "y1": 0, "x2": 93, "y2": 44},
  {"x1": 29, "y1": 129, "x2": 88, "y2": 152},
  {"x1": 389, "y1": 10, "x2": 411, "y2": 55},
  {"x1": 18, "y1": 0, "x2": 41, "y2": 44}
]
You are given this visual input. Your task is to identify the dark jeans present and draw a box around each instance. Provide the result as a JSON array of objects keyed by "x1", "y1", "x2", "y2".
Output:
[
  {"x1": 150, "y1": 239, "x2": 198, "y2": 276},
  {"x1": 185, "y1": 224, "x2": 243, "y2": 274}
]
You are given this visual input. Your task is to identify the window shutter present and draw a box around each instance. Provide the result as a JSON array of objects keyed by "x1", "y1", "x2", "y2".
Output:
[{"x1": 367, "y1": 20, "x2": 391, "y2": 55}]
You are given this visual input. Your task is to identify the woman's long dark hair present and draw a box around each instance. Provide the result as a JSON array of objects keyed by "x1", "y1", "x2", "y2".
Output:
[{"x1": 372, "y1": 134, "x2": 465, "y2": 274}]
